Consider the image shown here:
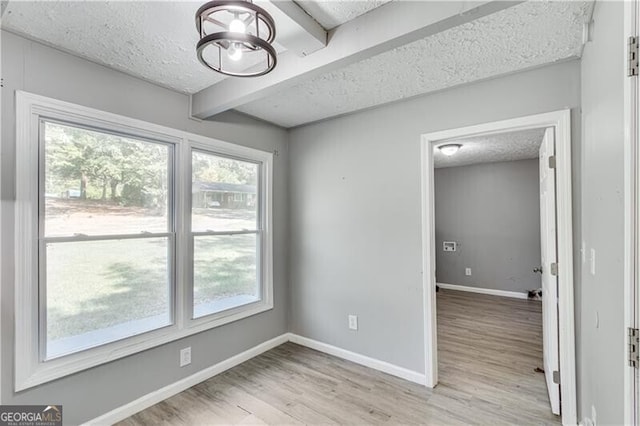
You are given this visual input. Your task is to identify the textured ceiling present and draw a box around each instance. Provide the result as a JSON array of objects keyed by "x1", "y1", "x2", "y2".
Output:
[
  {"x1": 294, "y1": 0, "x2": 393, "y2": 30},
  {"x1": 2, "y1": 1, "x2": 228, "y2": 94},
  {"x1": 236, "y1": 0, "x2": 594, "y2": 128},
  {"x1": 1, "y1": 0, "x2": 392, "y2": 94},
  {"x1": 2, "y1": 1, "x2": 594, "y2": 128},
  {"x1": 433, "y1": 128, "x2": 545, "y2": 169}
]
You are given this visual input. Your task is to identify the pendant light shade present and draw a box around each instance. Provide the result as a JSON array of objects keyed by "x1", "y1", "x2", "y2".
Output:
[{"x1": 196, "y1": 0, "x2": 277, "y2": 77}]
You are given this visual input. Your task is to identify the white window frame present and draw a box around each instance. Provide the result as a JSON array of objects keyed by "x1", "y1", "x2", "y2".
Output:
[
  {"x1": 188, "y1": 146, "x2": 263, "y2": 321},
  {"x1": 15, "y1": 91, "x2": 274, "y2": 391}
]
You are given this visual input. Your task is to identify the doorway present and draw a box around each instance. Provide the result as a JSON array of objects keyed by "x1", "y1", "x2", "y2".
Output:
[{"x1": 420, "y1": 110, "x2": 576, "y2": 424}]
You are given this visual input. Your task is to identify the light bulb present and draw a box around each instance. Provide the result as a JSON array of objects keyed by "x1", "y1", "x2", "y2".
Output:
[
  {"x1": 229, "y1": 18, "x2": 246, "y2": 33},
  {"x1": 227, "y1": 43, "x2": 243, "y2": 61},
  {"x1": 438, "y1": 144, "x2": 462, "y2": 156}
]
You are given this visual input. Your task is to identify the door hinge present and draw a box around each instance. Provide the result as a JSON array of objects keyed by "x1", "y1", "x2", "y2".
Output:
[
  {"x1": 552, "y1": 370, "x2": 561, "y2": 385},
  {"x1": 629, "y1": 36, "x2": 639, "y2": 77},
  {"x1": 629, "y1": 328, "x2": 639, "y2": 368},
  {"x1": 550, "y1": 262, "x2": 558, "y2": 276},
  {"x1": 548, "y1": 155, "x2": 556, "y2": 169}
]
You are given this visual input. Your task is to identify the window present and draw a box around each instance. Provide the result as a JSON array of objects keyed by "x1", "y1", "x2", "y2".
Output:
[
  {"x1": 42, "y1": 121, "x2": 174, "y2": 360},
  {"x1": 191, "y1": 151, "x2": 260, "y2": 318},
  {"x1": 15, "y1": 92, "x2": 273, "y2": 390}
]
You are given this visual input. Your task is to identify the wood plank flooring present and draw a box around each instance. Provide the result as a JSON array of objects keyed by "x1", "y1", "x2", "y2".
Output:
[
  {"x1": 118, "y1": 289, "x2": 559, "y2": 425},
  {"x1": 435, "y1": 289, "x2": 559, "y2": 425}
]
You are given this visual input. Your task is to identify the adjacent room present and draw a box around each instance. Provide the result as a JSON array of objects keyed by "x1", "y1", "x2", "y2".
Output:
[
  {"x1": 0, "y1": 0, "x2": 637, "y2": 425},
  {"x1": 432, "y1": 129, "x2": 556, "y2": 422}
]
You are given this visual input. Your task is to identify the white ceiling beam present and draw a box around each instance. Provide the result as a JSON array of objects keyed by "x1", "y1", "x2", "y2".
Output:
[
  {"x1": 191, "y1": 1, "x2": 522, "y2": 120},
  {"x1": 256, "y1": 0, "x2": 327, "y2": 57}
]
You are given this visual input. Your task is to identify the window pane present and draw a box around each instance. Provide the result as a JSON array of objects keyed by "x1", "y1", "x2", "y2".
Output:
[
  {"x1": 192, "y1": 151, "x2": 258, "y2": 232},
  {"x1": 45, "y1": 238, "x2": 172, "y2": 359},
  {"x1": 193, "y1": 234, "x2": 259, "y2": 318},
  {"x1": 43, "y1": 121, "x2": 171, "y2": 237}
]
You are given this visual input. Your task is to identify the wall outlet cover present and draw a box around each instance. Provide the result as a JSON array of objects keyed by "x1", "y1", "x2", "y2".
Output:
[
  {"x1": 465, "y1": 268, "x2": 472, "y2": 276},
  {"x1": 590, "y1": 248, "x2": 596, "y2": 276},
  {"x1": 348, "y1": 315, "x2": 358, "y2": 330},
  {"x1": 180, "y1": 347, "x2": 191, "y2": 367}
]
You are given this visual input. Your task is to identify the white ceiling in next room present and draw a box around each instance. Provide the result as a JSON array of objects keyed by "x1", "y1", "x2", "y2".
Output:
[
  {"x1": 434, "y1": 128, "x2": 546, "y2": 169},
  {"x1": 2, "y1": 1, "x2": 594, "y2": 128}
]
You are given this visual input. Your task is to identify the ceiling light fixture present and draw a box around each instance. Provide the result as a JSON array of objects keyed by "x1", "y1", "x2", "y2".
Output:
[
  {"x1": 438, "y1": 144, "x2": 462, "y2": 156},
  {"x1": 195, "y1": 0, "x2": 277, "y2": 77}
]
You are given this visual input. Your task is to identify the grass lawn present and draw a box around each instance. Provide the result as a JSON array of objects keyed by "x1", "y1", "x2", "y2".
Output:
[{"x1": 46, "y1": 201, "x2": 257, "y2": 345}]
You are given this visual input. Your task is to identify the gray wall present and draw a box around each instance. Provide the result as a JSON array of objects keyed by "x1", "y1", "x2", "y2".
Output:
[
  {"x1": 288, "y1": 60, "x2": 582, "y2": 374},
  {"x1": 579, "y1": 2, "x2": 625, "y2": 424},
  {"x1": 1, "y1": 31, "x2": 289, "y2": 424},
  {"x1": 6, "y1": 13, "x2": 624, "y2": 423},
  {"x1": 434, "y1": 159, "x2": 541, "y2": 294}
]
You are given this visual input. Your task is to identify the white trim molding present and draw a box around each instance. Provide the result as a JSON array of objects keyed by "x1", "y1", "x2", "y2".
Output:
[
  {"x1": 82, "y1": 334, "x2": 289, "y2": 426},
  {"x1": 288, "y1": 334, "x2": 426, "y2": 386},
  {"x1": 436, "y1": 283, "x2": 529, "y2": 300},
  {"x1": 421, "y1": 109, "x2": 577, "y2": 425}
]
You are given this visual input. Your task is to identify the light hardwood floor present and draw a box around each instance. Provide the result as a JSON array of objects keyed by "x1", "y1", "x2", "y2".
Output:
[
  {"x1": 118, "y1": 289, "x2": 559, "y2": 425},
  {"x1": 435, "y1": 289, "x2": 559, "y2": 425}
]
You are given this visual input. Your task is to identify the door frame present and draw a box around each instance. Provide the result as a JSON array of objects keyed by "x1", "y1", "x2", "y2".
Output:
[
  {"x1": 420, "y1": 109, "x2": 576, "y2": 425},
  {"x1": 624, "y1": 1, "x2": 639, "y2": 424}
]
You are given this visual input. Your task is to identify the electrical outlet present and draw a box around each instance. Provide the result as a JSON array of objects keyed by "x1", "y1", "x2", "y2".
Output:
[
  {"x1": 443, "y1": 241, "x2": 457, "y2": 252},
  {"x1": 180, "y1": 347, "x2": 191, "y2": 367},
  {"x1": 590, "y1": 248, "x2": 596, "y2": 276},
  {"x1": 348, "y1": 315, "x2": 358, "y2": 330},
  {"x1": 465, "y1": 268, "x2": 472, "y2": 276}
]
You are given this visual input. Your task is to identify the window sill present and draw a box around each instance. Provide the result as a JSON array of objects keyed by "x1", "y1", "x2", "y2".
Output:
[
  {"x1": 194, "y1": 294, "x2": 260, "y2": 319},
  {"x1": 47, "y1": 313, "x2": 172, "y2": 360},
  {"x1": 17, "y1": 300, "x2": 273, "y2": 392}
]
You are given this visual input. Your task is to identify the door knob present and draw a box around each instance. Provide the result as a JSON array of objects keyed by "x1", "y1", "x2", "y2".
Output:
[{"x1": 533, "y1": 266, "x2": 543, "y2": 273}]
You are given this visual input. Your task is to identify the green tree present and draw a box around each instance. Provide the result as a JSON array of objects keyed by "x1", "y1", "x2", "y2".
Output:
[
  {"x1": 45, "y1": 123, "x2": 168, "y2": 208},
  {"x1": 192, "y1": 154, "x2": 257, "y2": 185},
  {"x1": 46, "y1": 122, "x2": 255, "y2": 210}
]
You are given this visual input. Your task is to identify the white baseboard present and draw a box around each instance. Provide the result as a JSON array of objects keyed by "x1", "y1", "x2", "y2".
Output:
[
  {"x1": 437, "y1": 282, "x2": 529, "y2": 300},
  {"x1": 288, "y1": 333, "x2": 426, "y2": 385},
  {"x1": 84, "y1": 332, "x2": 427, "y2": 425},
  {"x1": 83, "y1": 333, "x2": 289, "y2": 425}
]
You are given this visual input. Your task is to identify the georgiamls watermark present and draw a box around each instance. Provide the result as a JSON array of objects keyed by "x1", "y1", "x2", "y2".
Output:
[{"x1": 0, "y1": 405, "x2": 62, "y2": 426}]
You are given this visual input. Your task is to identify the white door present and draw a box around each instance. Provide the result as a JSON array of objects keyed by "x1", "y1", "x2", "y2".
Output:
[{"x1": 539, "y1": 127, "x2": 561, "y2": 415}]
